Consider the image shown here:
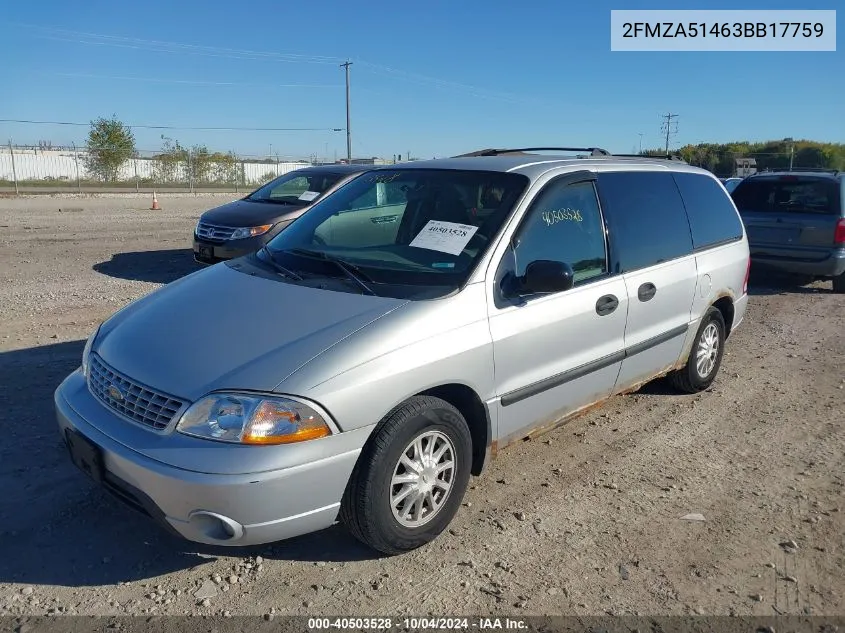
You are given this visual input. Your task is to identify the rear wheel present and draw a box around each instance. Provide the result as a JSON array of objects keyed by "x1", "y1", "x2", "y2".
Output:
[
  {"x1": 340, "y1": 395, "x2": 472, "y2": 555},
  {"x1": 833, "y1": 272, "x2": 845, "y2": 294},
  {"x1": 669, "y1": 307, "x2": 726, "y2": 394}
]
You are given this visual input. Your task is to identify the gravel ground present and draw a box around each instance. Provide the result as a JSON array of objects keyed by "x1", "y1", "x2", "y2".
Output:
[{"x1": 0, "y1": 194, "x2": 843, "y2": 618}]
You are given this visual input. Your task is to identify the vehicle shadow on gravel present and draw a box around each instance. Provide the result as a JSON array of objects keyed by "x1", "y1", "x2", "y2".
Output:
[
  {"x1": 93, "y1": 249, "x2": 202, "y2": 285},
  {"x1": 747, "y1": 270, "x2": 835, "y2": 296},
  {"x1": 0, "y1": 341, "x2": 377, "y2": 589}
]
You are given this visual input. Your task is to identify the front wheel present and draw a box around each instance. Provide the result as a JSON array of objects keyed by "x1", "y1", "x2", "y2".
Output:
[
  {"x1": 669, "y1": 307, "x2": 727, "y2": 394},
  {"x1": 340, "y1": 395, "x2": 472, "y2": 555}
]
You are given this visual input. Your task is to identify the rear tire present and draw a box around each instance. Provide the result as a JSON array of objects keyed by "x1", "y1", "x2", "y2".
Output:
[
  {"x1": 340, "y1": 395, "x2": 472, "y2": 555},
  {"x1": 833, "y1": 272, "x2": 845, "y2": 294},
  {"x1": 669, "y1": 307, "x2": 726, "y2": 394}
]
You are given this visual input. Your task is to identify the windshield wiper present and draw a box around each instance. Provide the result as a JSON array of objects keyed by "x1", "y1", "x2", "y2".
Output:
[
  {"x1": 285, "y1": 248, "x2": 376, "y2": 296},
  {"x1": 257, "y1": 246, "x2": 303, "y2": 280},
  {"x1": 246, "y1": 195, "x2": 296, "y2": 204}
]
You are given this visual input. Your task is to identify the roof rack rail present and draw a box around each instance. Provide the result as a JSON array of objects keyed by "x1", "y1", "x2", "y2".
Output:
[
  {"x1": 453, "y1": 148, "x2": 691, "y2": 162},
  {"x1": 455, "y1": 147, "x2": 611, "y2": 157},
  {"x1": 610, "y1": 153, "x2": 687, "y2": 162}
]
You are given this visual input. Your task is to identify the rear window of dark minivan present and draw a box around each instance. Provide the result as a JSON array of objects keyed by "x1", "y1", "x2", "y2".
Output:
[{"x1": 731, "y1": 176, "x2": 841, "y2": 215}]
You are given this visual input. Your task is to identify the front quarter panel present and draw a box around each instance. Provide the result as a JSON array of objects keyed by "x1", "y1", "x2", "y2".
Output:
[{"x1": 278, "y1": 283, "x2": 495, "y2": 433}]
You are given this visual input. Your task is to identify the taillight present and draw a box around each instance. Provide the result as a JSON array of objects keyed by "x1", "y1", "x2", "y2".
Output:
[
  {"x1": 742, "y1": 256, "x2": 751, "y2": 294},
  {"x1": 835, "y1": 218, "x2": 845, "y2": 245}
]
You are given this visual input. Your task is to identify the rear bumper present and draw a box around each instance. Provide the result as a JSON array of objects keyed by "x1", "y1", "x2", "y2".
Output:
[{"x1": 750, "y1": 247, "x2": 845, "y2": 278}]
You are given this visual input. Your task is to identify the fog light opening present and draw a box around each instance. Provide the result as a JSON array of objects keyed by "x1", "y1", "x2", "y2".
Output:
[{"x1": 188, "y1": 510, "x2": 244, "y2": 542}]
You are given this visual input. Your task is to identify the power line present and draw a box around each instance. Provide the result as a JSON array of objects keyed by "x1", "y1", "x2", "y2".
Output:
[
  {"x1": 50, "y1": 72, "x2": 341, "y2": 89},
  {"x1": 0, "y1": 118, "x2": 343, "y2": 132},
  {"x1": 12, "y1": 23, "x2": 537, "y2": 105},
  {"x1": 355, "y1": 61, "x2": 539, "y2": 105},
  {"x1": 13, "y1": 24, "x2": 343, "y2": 65}
]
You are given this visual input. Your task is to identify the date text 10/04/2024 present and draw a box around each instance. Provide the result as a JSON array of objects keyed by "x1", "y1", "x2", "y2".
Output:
[{"x1": 307, "y1": 617, "x2": 528, "y2": 630}]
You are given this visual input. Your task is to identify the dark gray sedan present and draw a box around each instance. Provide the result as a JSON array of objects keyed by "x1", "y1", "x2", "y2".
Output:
[{"x1": 193, "y1": 164, "x2": 371, "y2": 264}]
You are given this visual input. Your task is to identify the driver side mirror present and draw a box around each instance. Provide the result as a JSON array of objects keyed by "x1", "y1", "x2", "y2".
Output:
[{"x1": 509, "y1": 260, "x2": 575, "y2": 296}]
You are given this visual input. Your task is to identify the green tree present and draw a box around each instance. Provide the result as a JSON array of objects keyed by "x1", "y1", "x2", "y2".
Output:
[
  {"x1": 209, "y1": 151, "x2": 239, "y2": 184},
  {"x1": 85, "y1": 116, "x2": 136, "y2": 182},
  {"x1": 153, "y1": 136, "x2": 188, "y2": 183},
  {"x1": 189, "y1": 145, "x2": 212, "y2": 184},
  {"x1": 668, "y1": 139, "x2": 845, "y2": 176}
]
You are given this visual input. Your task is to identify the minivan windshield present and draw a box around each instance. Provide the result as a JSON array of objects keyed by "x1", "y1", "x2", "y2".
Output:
[
  {"x1": 247, "y1": 170, "x2": 345, "y2": 204},
  {"x1": 262, "y1": 169, "x2": 529, "y2": 290}
]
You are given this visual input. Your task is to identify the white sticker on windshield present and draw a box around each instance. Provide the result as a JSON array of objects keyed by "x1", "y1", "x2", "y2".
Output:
[
  {"x1": 298, "y1": 190, "x2": 320, "y2": 202},
  {"x1": 409, "y1": 220, "x2": 478, "y2": 256}
]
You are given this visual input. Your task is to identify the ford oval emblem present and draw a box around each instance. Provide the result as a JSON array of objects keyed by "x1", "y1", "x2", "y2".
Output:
[{"x1": 107, "y1": 384, "x2": 125, "y2": 402}]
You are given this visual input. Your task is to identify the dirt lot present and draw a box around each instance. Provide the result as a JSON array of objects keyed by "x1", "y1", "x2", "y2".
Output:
[{"x1": 0, "y1": 194, "x2": 843, "y2": 618}]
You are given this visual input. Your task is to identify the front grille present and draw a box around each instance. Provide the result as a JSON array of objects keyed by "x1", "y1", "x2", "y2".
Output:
[
  {"x1": 195, "y1": 221, "x2": 237, "y2": 242},
  {"x1": 88, "y1": 354, "x2": 187, "y2": 431}
]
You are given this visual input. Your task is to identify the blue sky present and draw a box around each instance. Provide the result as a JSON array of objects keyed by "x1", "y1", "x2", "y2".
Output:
[{"x1": 1, "y1": 0, "x2": 841, "y2": 160}]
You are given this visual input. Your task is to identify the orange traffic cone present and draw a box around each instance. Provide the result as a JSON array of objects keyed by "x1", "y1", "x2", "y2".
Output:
[{"x1": 150, "y1": 191, "x2": 161, "y2": 210}]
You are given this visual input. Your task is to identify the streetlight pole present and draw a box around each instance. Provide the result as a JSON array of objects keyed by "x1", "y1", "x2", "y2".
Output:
[
  {"x1": 340, "y1": 61, "x2": 353, "y2": 162},
  {"x1": 784, "y1": 137, "x2": 794, "y2": 171}
]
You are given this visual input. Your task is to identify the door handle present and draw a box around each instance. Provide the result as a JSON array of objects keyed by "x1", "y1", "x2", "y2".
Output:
[
  {"x1": 595, "y1": 294, "x2": 619, "y2": 316},
  {"x1": 638, "y1": 282, "x2": 657, "y2": 302}
]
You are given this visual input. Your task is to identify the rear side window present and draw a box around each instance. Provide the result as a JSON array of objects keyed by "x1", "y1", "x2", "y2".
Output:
[
  {"x1": 732, "y1": 177, "x2": 841, "y2": 215},
  {"x1": 597, "y1": 171, "x2": 693, "y2": 273},
  {"x1": 672, "y1": 172, "x2": 744, "y2": 250}
]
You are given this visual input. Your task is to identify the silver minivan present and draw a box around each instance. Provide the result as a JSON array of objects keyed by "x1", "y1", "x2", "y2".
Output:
[{"x1": 55, "y1": 148, "x2": 750, "y2": 554}]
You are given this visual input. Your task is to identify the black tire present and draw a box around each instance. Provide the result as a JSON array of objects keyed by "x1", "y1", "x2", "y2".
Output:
[
  {"x1": 833, "y1": 272, "x2": 845, "y2": 294},
  {"x1": 340, "y1": 395, "x2": 472, "y2": 555},
  {"x1": 669, "y1": 307, "x2": 727, "y2": 394}
]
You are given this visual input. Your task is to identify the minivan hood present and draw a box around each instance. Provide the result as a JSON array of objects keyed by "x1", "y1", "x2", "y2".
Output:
[
  {"x1": 200, "y1": 198, "x2": 308, "y2": 226},
  {"x1": 95, "y1": 264, "x2": 407, "y2": 402}
]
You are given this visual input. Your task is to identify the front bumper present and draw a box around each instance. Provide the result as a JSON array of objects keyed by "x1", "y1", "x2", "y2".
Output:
[
  {"x1": 193, "y1": 233, "x2": 271, "y2": 265},
  {"x1": 54, "y1": 371, "x2": 362, "y2": 546}
]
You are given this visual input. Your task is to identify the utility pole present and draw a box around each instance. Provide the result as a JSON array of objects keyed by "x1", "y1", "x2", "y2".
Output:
[
  {"x1": 660, "y1": 113, "x2": 679, "y2": 155},
  {"x1": 638, "y1": 133, "x2": 644, "y2": 154},
  {"x1": 784, "y1": 137, "x2": 794, "y2": 170},
  {"x1": 340, "y1": 60, "x2": 353, "y2": 162}
]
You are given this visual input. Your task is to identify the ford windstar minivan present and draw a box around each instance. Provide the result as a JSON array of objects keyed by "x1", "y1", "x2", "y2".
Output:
[{"x1": 56, "y1": 147, "x2": 750, "y2": 554}]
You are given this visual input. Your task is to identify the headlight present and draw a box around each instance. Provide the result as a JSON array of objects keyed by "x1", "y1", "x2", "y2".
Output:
[
  {"x1": 81, "y1": 325, "x2": 100, "y2": 379},
  {"x1": 231, "y1": 224, "x2": 274, "y2": 240},
  {"x1": 176, "y1": 392, "x2": 332, "y2": 445}
]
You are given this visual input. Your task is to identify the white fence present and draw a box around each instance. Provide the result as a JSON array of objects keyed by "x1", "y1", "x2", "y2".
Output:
[{"x1": 0, "y1": 146, "x2": 310, "y2": 190}]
